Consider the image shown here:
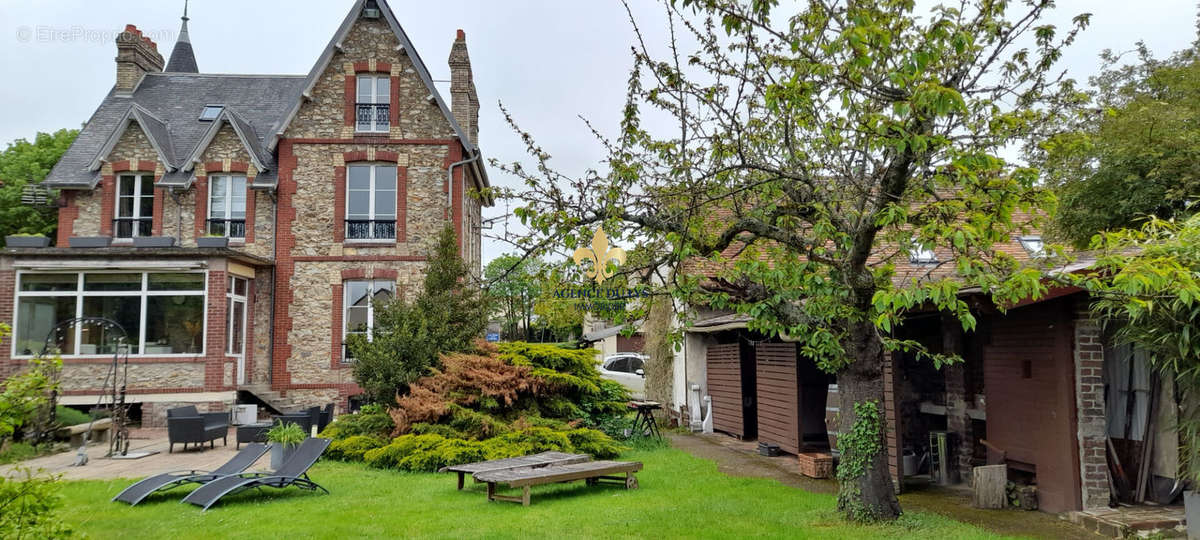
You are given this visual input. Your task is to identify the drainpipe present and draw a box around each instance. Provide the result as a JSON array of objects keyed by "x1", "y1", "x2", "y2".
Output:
[{"x1": 446, "y1": 151, "x2": 481, "y2": 252}]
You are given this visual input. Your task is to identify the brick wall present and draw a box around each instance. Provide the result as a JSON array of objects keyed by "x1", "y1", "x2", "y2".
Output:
[
  {"x1": 0, "y1": 268, "x2": 15, "y2": 378},
  {"x1": 1073, "y1": 301, "x2": 1110, "y2": 510}
]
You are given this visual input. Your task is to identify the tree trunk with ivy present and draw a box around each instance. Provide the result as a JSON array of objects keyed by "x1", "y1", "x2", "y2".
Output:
[
  {"x1": 836, "y1": 321, "x2": 900, "y2": 520},
  {"x1": 493, "y1": 0, "x2": 1089, "y2": 522}
]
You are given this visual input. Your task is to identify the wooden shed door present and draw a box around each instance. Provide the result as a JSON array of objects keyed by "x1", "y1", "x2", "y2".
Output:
[
  {"x1": 983, "y1": 301, "x2": 1081, "y2": 512},
  {"x1": 706, "y1": 343, "x2": 748, "y2": 438},
  {"x1": 756, "y1": 343, "x2": 801, "y2": 454}
]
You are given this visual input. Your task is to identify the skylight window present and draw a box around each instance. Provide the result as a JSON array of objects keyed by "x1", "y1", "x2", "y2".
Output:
[
  {"x1": 1019, "y1": 236, "x2": 1045, "y2": 258},
  {"x1": 199, "y1": 105, "x2": 224, "y2": 121},
  {"x1": 909, "y1": 237, "x2": 937, "y2": 264}
]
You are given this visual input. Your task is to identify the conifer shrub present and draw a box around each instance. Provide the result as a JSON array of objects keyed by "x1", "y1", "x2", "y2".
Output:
[{"x1": 327, "y1": 435, "x2": 387, "y2": 462}]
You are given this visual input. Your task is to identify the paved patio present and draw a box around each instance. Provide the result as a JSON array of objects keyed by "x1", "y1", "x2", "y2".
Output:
[{"x1": 0, "y1": 428, "x2": 269, "y2": 481}]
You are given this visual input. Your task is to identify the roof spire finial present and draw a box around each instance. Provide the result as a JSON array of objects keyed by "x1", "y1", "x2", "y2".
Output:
[{"x1": 165, "y1": 0, "x2": 198, "y2": 72}]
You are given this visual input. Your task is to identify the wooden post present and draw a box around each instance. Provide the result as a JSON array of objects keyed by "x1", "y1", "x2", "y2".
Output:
[
  {"x1": 521, "y1": 486, "x2": 530, "y2": 507},
  {"x1": 973, "y1": 464, "x2": 1007, "y2": 509},
  {"x1": 626, "y1": 472, "x2": 639, "y2": 489},
  {"x1": 486, "y1": 482, "x2": 495, "y2": 501},
  {"x1": 457, "y1": 472, "x2": 465, "y2": 490}
]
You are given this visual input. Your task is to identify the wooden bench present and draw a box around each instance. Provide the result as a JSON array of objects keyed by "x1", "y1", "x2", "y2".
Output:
[
  {"x1": 56, "y1": 418, "x2": 112, "y2": 447},
  {"x1": 439, "y1": 451, "x2": 590, "y2": 490},
  {"x1": 473, "y1": 460, "x2": 643, "y2": 506}
]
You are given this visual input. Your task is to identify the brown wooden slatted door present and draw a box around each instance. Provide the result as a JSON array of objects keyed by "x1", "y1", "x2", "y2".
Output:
[
  {"x1": 706, "y1": 343, "x2": 746, "y2": 438},
  {"x1": 983, "y1": 300, "x2": 1081, "y2": 513},
  {"x1": 756, "y1": 342, "x2": 801, "y2": 454}
]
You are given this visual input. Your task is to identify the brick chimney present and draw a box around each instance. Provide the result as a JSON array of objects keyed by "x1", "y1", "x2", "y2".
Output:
[
  {"x1": 448, "y1": 29, "x2": 479, "y2": 146},
  {"x1": 115, "y1": 24, "x2": 164, "y2": 93}
]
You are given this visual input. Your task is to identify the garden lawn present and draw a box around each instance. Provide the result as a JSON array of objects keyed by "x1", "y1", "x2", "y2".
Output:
[{"x1": 59, "y1": 447, "x2": 1016, "y2": 539}]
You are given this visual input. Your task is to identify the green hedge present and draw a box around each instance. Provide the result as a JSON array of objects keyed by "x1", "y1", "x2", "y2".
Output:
[{"x1": 360, "y1": 427, "x2": 626, "y2": 473}]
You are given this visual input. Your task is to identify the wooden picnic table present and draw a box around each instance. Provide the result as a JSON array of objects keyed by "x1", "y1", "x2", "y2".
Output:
[
  {"x1": 439, "y1": 451, "x2": 590, "y2": 490},
  {"x1": 473, "y1": 460, "x2": 643, "y2": 506}
]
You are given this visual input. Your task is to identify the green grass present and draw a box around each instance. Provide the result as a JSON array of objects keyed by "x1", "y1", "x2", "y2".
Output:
[{"x1": 58, "y1": 447, "x2": 1015, "y2": 539}]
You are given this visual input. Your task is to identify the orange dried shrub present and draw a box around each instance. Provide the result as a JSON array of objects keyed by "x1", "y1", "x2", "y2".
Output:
[
  {"x1": 390, "y1": 350, "x2": 541, "y2": 436},
  {"x1": 390, "y1": 384, "x2": 447, "y2": 435}
]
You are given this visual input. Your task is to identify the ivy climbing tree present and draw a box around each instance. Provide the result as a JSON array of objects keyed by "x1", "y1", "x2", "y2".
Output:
[{"x1": 496, "y1": 0, "x2": 1089, "y2": 520}]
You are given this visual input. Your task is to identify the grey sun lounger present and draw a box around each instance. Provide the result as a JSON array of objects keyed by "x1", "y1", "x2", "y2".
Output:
[
  {"x1": 181, "y1": 437, "x2": 331, "y2": 511},
  {"x1": 112, "y1": 443, "x2": 269, "y2": 506},
  {"x1": 439, "y1": 451, "x2": 591, "y2": 490}
]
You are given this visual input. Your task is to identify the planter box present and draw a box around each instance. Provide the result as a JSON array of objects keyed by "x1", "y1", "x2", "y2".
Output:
[
  {"x1": 197, "y1": 237, "x2": 229, "y2": 248},
  {"x1": 5, "y1": 235, "x2": 50, "y2": 248},
  {"x1": 69, "y1": 236, "x2": 112, "y2": 248},
  {"x1": 1186, "y1": 490, "x2": 1198, "y2": 540},
  {"x1": 270, "y1": 442, "x2": 300, "y2": 470},
  {"x1": 133, "y1": 236, "x2": 176, "y2": 248},
  {"x1": 797, "y1": 451, "x2": 834, "y2": 479}
]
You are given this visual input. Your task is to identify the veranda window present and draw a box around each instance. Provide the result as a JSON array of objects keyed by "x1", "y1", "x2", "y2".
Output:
[{"x1": 13, "y1": 272, "x2": 205, "y2": 357}]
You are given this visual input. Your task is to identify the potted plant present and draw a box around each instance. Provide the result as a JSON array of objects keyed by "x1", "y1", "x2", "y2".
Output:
[
  {"x1": 68, "y1": 236, "x2": 112, "y2": 248},
  {"x1": 5, "y1": 233, "x2": 50, "y2": 248},
  {"x1": 196, "y1": 234, "x2": 228, "y2": 248},
  {"x1": 133, "y1": 236, "x2": 176, "y2": 248},
  {"x1": 267, "y1": 421, "x2": 306, "y2": 469}
]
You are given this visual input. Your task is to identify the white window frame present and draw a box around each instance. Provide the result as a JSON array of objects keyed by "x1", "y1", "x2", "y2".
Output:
[
  {"x1": 342, "y1": 279, "x2": 395, "y2": 362},
  {"x1": 226, "y1": 276, "x2": 247, "y2": 356},
  {"x1": 345, "y1": 164, "x2": 397, "y2": 242},
  {"x1": 207, "y1": 175, "x2": 247, "y2": 239},
  {"x1": 11, "y1": 270, "x2": 207, "y2": 359},
  {"x1": 355, "y1": 74, "x2": 390, "y2": 133},
  {"x1": 115, "y1": 174, "x2": 154, "y2": 239},
  {"x1": 1019, "y1": 235, "x2": 1045, "y2": 258},
  {"x1": 909, "y1": 237, "x2": 937, "y2": 264}
]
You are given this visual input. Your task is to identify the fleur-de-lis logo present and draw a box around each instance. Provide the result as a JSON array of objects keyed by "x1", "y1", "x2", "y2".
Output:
[{"x1": 572, "y1": 227, "x2": 626, "y2": 284}]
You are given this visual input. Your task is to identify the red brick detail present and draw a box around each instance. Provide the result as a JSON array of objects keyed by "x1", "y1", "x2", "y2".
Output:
[
  {"x1": 398, "y1": 166, "x2": 408, "y2": 242},
  {"x1": 292, "y1": 255, "x2": 427, "y2": 262},
  {"x1": 344, "y1": 75, "x2": 356, "y2": 127},
  {"x1": 99, "y1": 175, "x2": 116, "y2": 236},
  {"x1": 111, "y1": 160, "x2": 132, "y2": 172},
  {"x1": 333, "y1": 166, "x2": 346, "y2": 242},
  {"x1": 331, "y1": 282, "x2": 345, "y2": 369},
  {"x1": 389, "y1": 76, "x2": 400, "y2": 127},
  {"x1": 203, "y1": 161, "x2": 249, "y2": 173},
  {"x1": 204, "y1": 270, "x2": 228, "y2": 391},
  {"x1": 151, "y1": 184, "x2": 165, "y2": 236},
  {"x1": 342, "y1": 150, "x2": 400, "y2": 163},
  {"x1": 341, "y1": 268, "x2": 367, "y2": 280},
  {"x1": 56, "y1": 191, "x2": 78, "y2": 246},
  {"x1": 287, "y1": 138, "x2": 455, "y2": 146},
  {"x1": 272, "y1": 140, "x2": 298, "y2": 390},
  {"x1": 0, "y1": 270, "x2": 14, "y2": 375},
  {"x1": 371, "y1": 268, "x2": 398, "y2": 280},
  {"x1": 448, "y1": 143, "x2": 465, "y2": 256},
  {"x1": 352, "y1": 62, "x2": 392, "y2": 73},
  {"x1": 193, "y1": 175, "x2": 208, "y2": 238}
]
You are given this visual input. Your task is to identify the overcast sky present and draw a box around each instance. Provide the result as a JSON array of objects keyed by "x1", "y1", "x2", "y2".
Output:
[{"x1": 1, "y1": 0, "x2": 1196, "y2": 264}]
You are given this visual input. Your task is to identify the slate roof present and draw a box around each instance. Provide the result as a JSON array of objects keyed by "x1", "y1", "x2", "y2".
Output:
[
  {"x1": 164, "y1": 16, "x2": 198, "y2": 73},
  {"x1": 44, "y1": 73, "x2": 305, "y2": 189}
]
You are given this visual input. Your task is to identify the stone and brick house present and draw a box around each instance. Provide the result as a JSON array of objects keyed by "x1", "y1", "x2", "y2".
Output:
[{"x1": 0, "y1": 0, "x2": 490, "y2": 425}]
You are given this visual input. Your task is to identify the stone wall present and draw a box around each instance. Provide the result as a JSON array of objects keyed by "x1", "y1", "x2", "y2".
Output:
[{"x1": 59, "y1": 362, "x2": 205, "y2": 391}]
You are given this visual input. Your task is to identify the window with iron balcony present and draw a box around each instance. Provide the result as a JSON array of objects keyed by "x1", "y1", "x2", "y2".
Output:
[
  {"x1": 346, "y1": 163, "x2": 397, "y2": 241},
  {"x1": 207, "y1": 175, "x2": 247, "y2": 239},
  {"x1": 355, "y1": 74, "x2": 390, "y2": 133}
]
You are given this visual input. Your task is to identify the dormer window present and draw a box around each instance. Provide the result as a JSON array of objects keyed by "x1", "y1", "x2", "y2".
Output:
[
  {"x1": 199, "y1": 105, "x2": 223, "y2": 121},
  {"x1": 356, "y1": 75, "x2": 390, "y2": 133},
  {"x1": 1019, "y1": 235, "x2": 1045, "y2": 258},
  {"x1": 909, "y1": 237, "x2": 937, "y2": 264}
]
